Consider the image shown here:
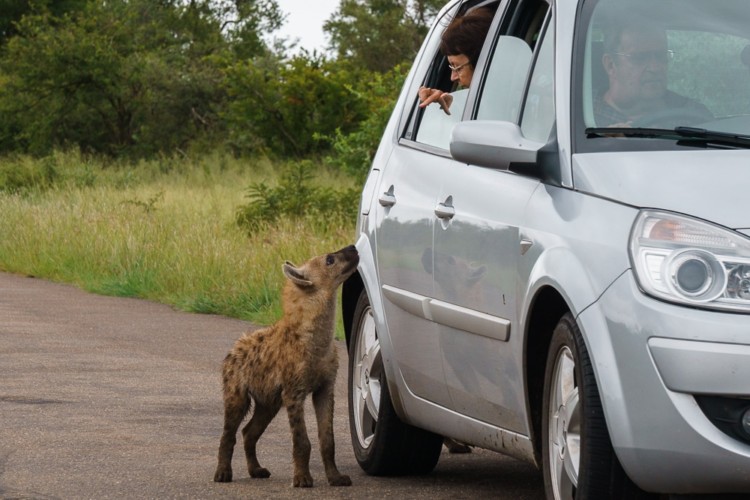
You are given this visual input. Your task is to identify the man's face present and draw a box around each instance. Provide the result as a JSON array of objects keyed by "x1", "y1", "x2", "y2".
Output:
[{"x1": 605, "y1": 28, "x2": 669, "y2": 107}]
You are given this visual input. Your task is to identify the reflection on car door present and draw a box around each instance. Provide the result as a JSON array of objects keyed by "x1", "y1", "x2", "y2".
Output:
[
  {"x1": 374, "y1": 148, "x2": 453, "y2": 408},
  {"x1": 432, "y1": 164, "x2": 539, "y2": 432}
]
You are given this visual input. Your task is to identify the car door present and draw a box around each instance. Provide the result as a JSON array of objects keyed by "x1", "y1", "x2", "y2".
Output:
[
  {"x1": 372, "y1": 1, "x2": 467, "y2": 408},
  {"x1": 374, "y1": 149, "x2": 454, "y2": 407},
  {"x1": 433, "y1": 0, "x2": 555, "y2": 432}
]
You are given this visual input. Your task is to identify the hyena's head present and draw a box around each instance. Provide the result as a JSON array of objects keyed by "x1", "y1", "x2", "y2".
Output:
[{"x1": 282, "y1": 245, "x2": 359, "y2": 293}]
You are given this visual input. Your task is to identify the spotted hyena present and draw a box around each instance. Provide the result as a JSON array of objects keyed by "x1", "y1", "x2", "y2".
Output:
[{"x1": 213, "y1": 245, "x2": 358, "y2": 488}]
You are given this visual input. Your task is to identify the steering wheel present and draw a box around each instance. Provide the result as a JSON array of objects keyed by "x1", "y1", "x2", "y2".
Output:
[{"x1": 631, "y1": 108, "x2": 709, "y2": 128}]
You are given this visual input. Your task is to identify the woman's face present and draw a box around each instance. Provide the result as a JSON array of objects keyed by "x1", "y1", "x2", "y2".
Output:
[{"x1": 448, "y1": 54, "x2": 473, "y2": 87}]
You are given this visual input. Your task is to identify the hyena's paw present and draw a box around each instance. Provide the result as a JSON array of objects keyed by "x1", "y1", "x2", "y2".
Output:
[
  {"x1": 293, "y1": 471, "x2": 314, "y2": 488},
  {"x1": 250, "y1": 467, "x2": 271, "y2": 479},
  {"x1": 328, "y1": 474, "x2": 352, "y2": 487},
  {"x1": 213, "y1": 467, "x2": 233, "y2": 483}
]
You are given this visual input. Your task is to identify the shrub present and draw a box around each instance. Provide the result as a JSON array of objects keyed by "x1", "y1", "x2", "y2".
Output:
[
  {"x1": 235, "y1": 160, "x2": 359, "y2": 234},
  {"x1": 0, "y1": 155, "x2": 58, "y2": 193},
  {"x1": 222, "y1": 52, "x2": 369, "y2": 158},
  {"x1": 324, "y1": 64, "x2": 409, "y2": 179}
]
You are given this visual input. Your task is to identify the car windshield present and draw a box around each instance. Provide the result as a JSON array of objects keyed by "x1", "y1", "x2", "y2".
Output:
[{"x1": 576, "y1": 0, "x2": 750, "y2": 152}]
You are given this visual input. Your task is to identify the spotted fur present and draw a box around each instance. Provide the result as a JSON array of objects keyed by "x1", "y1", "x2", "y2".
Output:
[{"x1": 213, "y1": 245, "x2": 358, "y2": 488}]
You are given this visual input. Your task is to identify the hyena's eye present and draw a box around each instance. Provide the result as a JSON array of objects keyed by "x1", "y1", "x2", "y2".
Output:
[{"x1": 326, "y1": 254, "x2": 335, "y2": 266}]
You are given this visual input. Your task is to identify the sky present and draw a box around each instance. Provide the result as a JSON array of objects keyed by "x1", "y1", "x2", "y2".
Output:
[{"x1": 274, "y1": 0, "x2": 341, "y2": 54}]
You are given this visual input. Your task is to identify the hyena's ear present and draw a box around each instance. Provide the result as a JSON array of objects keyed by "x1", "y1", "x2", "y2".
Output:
[{"x1": 283, "y1": 261, "x2": 313, "y2": 287}]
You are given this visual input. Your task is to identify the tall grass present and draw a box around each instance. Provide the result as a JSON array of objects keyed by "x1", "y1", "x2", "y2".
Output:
[{"x1": 0, "y1": 151, "x2": 358, "y2": 330}]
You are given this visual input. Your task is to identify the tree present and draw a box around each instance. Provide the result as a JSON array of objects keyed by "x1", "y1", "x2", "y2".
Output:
[
  {"x1": 221, "y1": 51, "x2": 369, "y2": 157},
  {"x1": 324, "y1": 0, "x2": 443, "y2": 72},
  {"x1": 215, "y1": 0, "x2": 286, "y2": 59},
  {"x1": 0, "y1": 0, "x2": 222, "y2": 155},
  {"x1": 0, "y1": 0, "x2": 87, "y2": 45},
  {"x1": 0, "y1": 0, "x2": 286, "y2": 156}
]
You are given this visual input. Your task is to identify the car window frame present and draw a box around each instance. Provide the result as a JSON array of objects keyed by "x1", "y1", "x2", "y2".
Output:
[
  {"x1": 470, "y1": 0, "x2": 552, "y2": 125},
  {"x1": 398, "y1": 0, "x2": 506, "y2": 155}
]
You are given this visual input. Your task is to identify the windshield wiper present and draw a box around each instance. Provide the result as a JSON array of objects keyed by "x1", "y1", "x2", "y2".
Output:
[
  {"x1": 674, "y1": 126, "x2": 750, "y2": 148},
  {"x1": 586, "y1": 126, "x2": 750, "y2": 149},
  {"x1": 587, "y1": 127, "x2": 679, "y2": 139}
]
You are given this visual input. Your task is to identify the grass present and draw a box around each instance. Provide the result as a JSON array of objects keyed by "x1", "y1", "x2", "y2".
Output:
[{"x1": 0, "y1": 150, "x2": 358, "y2": 334}]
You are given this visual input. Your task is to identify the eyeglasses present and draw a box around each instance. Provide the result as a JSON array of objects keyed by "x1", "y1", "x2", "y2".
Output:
[
  {"x1": 613, "y1": 49, "x2": 675, "y2": 66},
  {"x1": 448, "y1": 60, "x2": 471, "y2": 73}
]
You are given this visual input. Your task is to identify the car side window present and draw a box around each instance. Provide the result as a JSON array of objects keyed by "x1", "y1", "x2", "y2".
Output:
[
  {"x1": 404, "y1": 1, "x2": 501, "y2": 150},
  {"x1": 415, "y1": 89, "x2": 470, "y2": 148},
  {"x1": 520, "y1": 14, "x2": 554, "y2": 142},
  {"x1": 476, "y1": 1, "x2": 551, "y2": 125}
]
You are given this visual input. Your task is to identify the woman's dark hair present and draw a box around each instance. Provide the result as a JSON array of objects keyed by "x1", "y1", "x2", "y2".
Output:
[{"x1": 440, "y1": 7, "x2": 494, "y2": 68}]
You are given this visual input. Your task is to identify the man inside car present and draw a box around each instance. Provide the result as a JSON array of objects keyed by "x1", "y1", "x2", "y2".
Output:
[{"x1": 595, "y1": 17, "x2": 712, "y2": 127}]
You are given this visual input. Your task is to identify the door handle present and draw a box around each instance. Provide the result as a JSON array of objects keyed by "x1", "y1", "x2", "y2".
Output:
[
  {"x1": 434, "y1": 196, "x2": 455, "y2": 220},
  {"x1": 378, "y1": 186, "x2": 396, "y2": 207}
]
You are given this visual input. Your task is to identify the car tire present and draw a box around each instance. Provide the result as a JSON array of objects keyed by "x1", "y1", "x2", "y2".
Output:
[
  {"x1": 542, "y1": 313, "x2": 657, "y2": 500},
  {"x1": 348, "y1": 290, "x2": 443, "y2": 475}
]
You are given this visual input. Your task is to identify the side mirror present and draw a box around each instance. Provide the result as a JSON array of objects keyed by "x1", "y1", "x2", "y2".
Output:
[{"x1": 449, "y1": 120, "x2": 544, "y2": 171}]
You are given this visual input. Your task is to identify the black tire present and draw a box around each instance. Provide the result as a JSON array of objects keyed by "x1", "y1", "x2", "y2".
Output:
[
  {"x1": 541, "y1": 313, "x2": 657, "y2": 500},
  {"x1": 347, "y1": 290, "x2": 443, "y2": 475}
]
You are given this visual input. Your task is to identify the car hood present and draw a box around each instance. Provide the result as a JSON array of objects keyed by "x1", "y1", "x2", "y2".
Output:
[{"x1": 572, "y1": 149, "x2": 750, "y2": 234}]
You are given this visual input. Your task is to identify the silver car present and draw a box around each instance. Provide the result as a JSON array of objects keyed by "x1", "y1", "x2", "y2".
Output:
[{"x1": 341, "y1": 0, "x2": 750, "y2": 497}]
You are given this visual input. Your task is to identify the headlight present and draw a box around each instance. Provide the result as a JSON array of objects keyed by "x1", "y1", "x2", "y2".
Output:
[{"x1": 629, "y1": 210, "x2": 750, "y2": 312}]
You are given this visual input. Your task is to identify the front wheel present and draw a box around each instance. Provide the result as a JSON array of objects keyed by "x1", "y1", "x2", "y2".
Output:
[
  {"x1": 542, "y1": 313, "x2": 656, "y2": 500},
  {"x1": 348, "y1": 290, "x2": 443, "y2": 475}
]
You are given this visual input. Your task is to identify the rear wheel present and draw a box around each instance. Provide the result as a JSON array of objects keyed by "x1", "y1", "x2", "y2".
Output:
[
  {"x1": 348, "y1": 290, "x2": 443, "y2": 475},
  {"x1": 542, "y1": 313, "x2": 656, "y2": 500}
]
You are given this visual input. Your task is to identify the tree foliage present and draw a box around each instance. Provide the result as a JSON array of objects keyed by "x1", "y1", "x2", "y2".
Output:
[
  {"x1": 324, "y1": 0, "x2": 443, "y2": 72},
  {"x1": 222, "y1": 53, "x2": 369, "y2": 157},
  {"x1": 0, "y1": 0, "x2": 441, "y2": 166},
  {"x1": 0, "y1": 0, "x2": 234, "y2": 156},
  {"x1": 0, "y1": 0, "x2": 88, "y2": 45}
]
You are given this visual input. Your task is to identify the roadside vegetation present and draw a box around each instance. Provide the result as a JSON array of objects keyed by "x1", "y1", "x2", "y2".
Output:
[
  {"x1": 0, "y1": 151, "x2": 357, "y2": 330},
  {"x1": 0, "y1": 0, "x2": 443, "y2": 331}
]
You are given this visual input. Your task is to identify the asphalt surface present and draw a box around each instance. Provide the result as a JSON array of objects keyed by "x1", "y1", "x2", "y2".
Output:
[{"x1": 0, "y1": 271, "x2": 545, "y2": 499}]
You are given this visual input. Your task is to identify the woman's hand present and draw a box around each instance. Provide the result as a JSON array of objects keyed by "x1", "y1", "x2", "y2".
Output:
[{"x1": 418, "y1": 86, "x2": 453, "y2": 115}]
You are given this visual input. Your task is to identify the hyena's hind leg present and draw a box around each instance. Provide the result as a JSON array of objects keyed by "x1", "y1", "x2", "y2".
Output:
[
  {"x1": 214, "y1": 387, "x2": 251, "y2": 482},
  {"x1": 313, "y1": 381, "x2": 352, "y2": 486},
  {"x1": 242, "y1": 398, "x2": 282, "y2": 479}
]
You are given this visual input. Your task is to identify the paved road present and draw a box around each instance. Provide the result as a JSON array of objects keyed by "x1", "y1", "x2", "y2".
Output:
[{"x1": 0, "y1": 272, "x2": 545, "y2": 499}]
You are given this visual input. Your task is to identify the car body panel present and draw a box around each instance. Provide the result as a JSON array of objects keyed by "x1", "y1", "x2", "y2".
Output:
[
  {"x1": 578, "y1": 272, "x2": 750, "y2": 493},
  {"x1": 573, "y1": 150, "x2": 750, "y2": 229},
  {"x1": 347, "y1": 0, "x2": 750, "y2": 494},
  {"x1": 433, "y1": 165, "x2": 538, "y2": 432},
  {"x1": 373, "y1": 148, "x2": 452, "y2": 407}
]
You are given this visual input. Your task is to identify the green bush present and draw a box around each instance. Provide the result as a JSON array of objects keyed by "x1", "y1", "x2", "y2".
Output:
[
  {"x1": 324, "y1": 64, "x2": 409, "y2": 179},
  {"x1": 0, "y1": 0, "x2": 229, "y2": 158},
  {"x1": 0, "y1": 156, "x2": 58, "y2": 193},
  {"x1": 222, "y1": 53, "x2": 369, "y2": 158},
  {"x1": 235, "y1": 160, "x2": 359, "y2": 234}
]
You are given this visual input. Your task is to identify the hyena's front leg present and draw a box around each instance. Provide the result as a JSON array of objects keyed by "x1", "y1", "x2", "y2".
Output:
[
  {"x1": 284, "y1": 393, "x2": 313, "y2": 487},
  {"x1": 214, "y1": 389, "x2": 250, "y2": 482},
  {"x1": 241, "y1": 400, "x2": 280, "y2": 479},
  {"x1": 313, "y1": 381, "x2": 352, "y2": 486}
]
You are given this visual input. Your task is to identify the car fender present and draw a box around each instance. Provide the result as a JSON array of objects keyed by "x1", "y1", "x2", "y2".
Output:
[
  {"x1": 520, "y1": 232, "x2": 633, "y2": 451},
  {"x1": 523, "y1": 244, "x2": 637, "y2": 451},
  {"x1": 522, "y1": 245, "x2": 604, "y2": 323}
]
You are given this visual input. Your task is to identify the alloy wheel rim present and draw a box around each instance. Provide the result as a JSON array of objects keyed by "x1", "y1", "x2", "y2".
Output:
[
  {"x1": 549, "y1": 345, "x2": 581, "y2": 500},
  {"x1": 352, "y1": 306, "x2": 382, "y2": 449}
]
